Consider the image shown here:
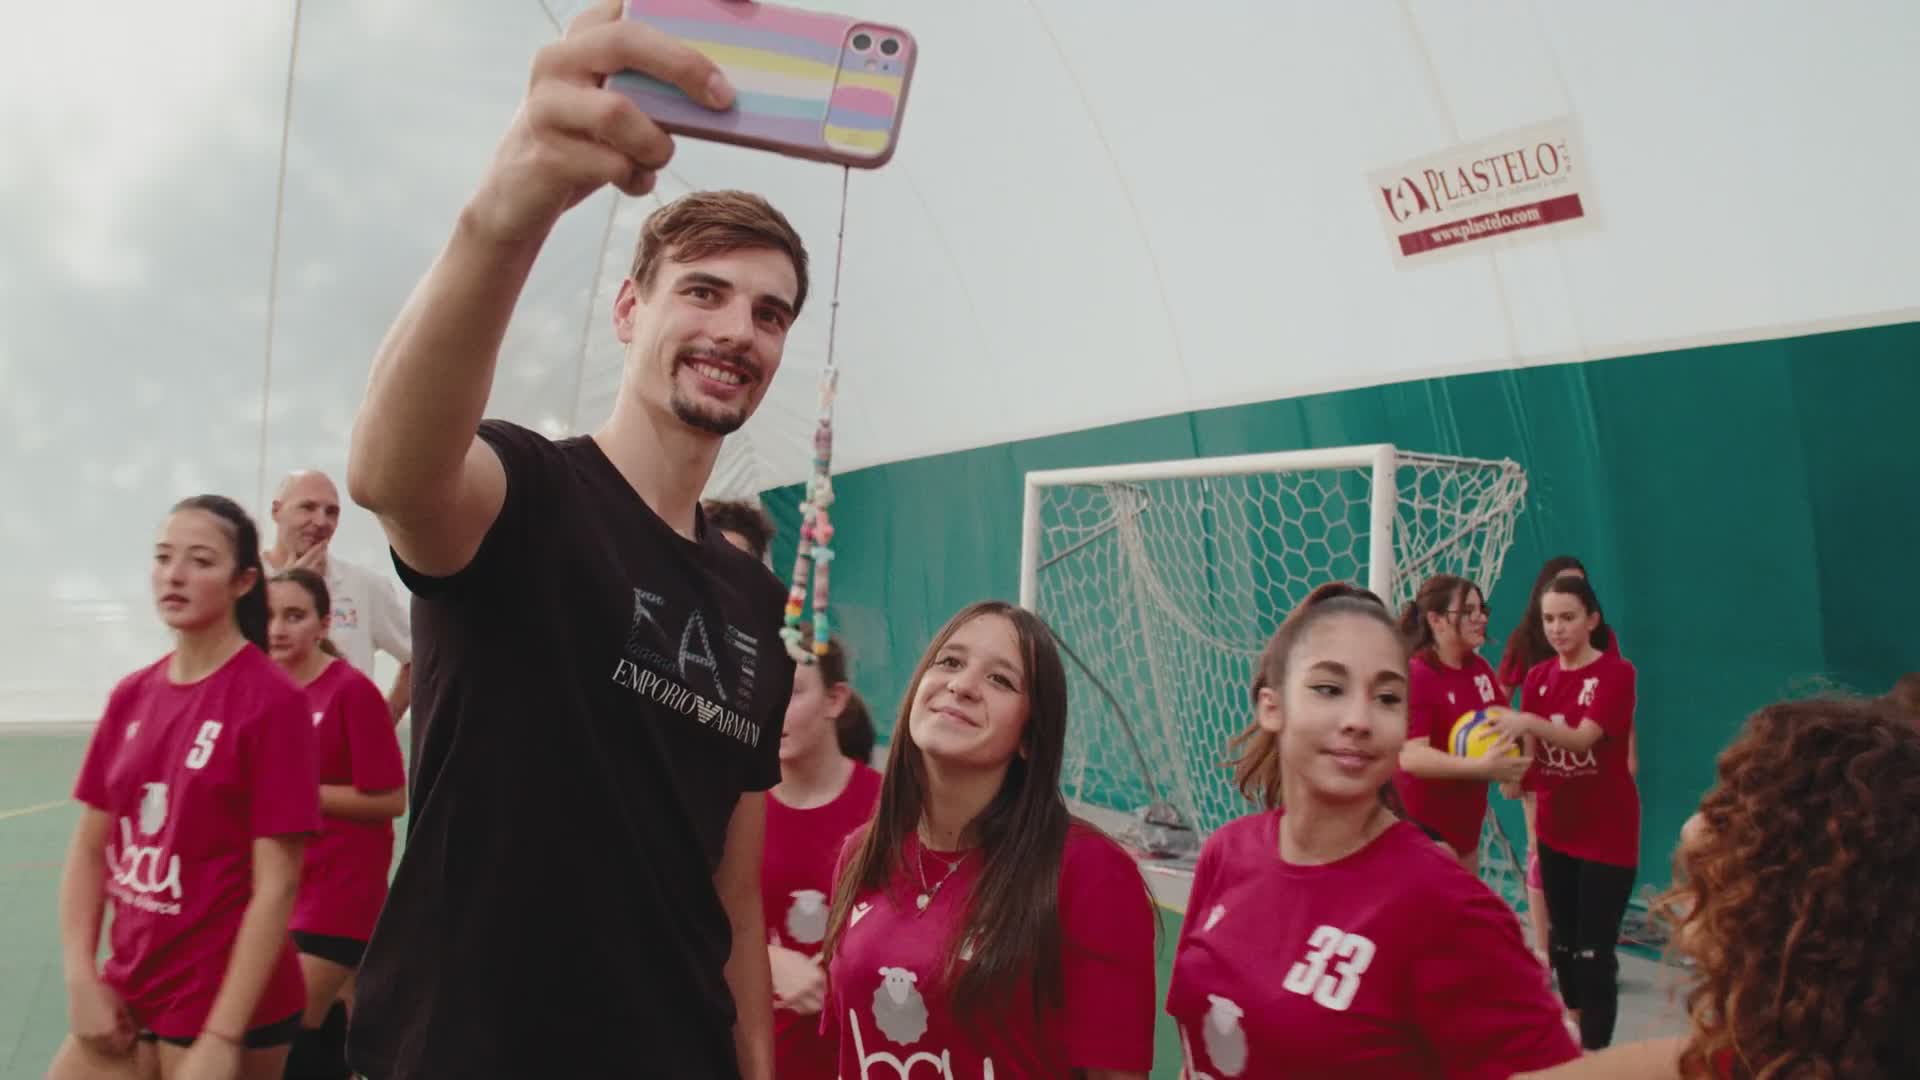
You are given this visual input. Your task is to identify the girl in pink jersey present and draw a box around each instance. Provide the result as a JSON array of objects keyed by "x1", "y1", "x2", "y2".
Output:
[
  {"x1": 1497, "y1": 556, "x2": 1625, "y2": 959},
  {"x1": 762, "y1": 638, "x2": 882, "y2": 1080},
  {"x1": 51, "y1": 495, "x2": 320, "y2": 1080},
  {"x1": 1167, "y1": 583, "x2": 1580, "y2": 1079},
  {"x1": 819, "y1": 601, "x2": 1158, "y2": 1079},
  {"x1": 1486, "y1": 573, "x2": 1638, "y2": 1050},
  {"x1": 266, "y1": 569, "x2": 405, "y2": 1080},
  {"x1": 1391, "y1": 574, "x2": 1531, "y2": 873},
  {"x1": 1518, "y1": 695, "x2": 1920, "y2": 1078}
]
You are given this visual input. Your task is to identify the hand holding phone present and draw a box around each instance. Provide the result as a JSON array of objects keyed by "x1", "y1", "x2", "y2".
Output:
[
  {"x1": 467, "y1": 0, "x2": 736, "y2": 240},
  {"x1": 609, "y1": 0, "x2": 917, "y2": 169}
]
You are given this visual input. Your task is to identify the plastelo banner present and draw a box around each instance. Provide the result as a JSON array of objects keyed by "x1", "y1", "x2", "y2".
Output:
[{"x1": 1372, "y1": 116, "x2": 1593, "y2": 264}]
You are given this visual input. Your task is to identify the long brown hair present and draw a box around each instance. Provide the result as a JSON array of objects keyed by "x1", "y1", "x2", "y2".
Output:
[
  {"x1": 1397, "y1": 574, "x2": 1478, "y2": 659},
  {"x1": 1226, "y1": 582, "x2": 1409, "y2": 811},
  {"x1": 1541, "y1": 572, "x2": 1614, "y2": 654},
  {"x1": 1656, "y1": 697, "x2": 1920, "y2": 1076},
  {"x1": 1500, "y1": 555, "x2": 1586, "y2": 674},
  {"x1": 820, "y1": 601, "x2": 1072, "y2": 1021}
]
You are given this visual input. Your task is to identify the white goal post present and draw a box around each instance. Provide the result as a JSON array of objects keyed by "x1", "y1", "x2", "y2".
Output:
[
  {"x1": 1020, "y1": 445, "x2": 1403, "y2": 617},
  {"x1": 1017, "y1": 444, "x2": 1529, "y2": 869}
]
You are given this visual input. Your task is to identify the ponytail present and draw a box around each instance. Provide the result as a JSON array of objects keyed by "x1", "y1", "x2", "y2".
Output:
[
  {"x1": 171, "y1": 495, "x2": 269, "y2": 651},
  {"x1": 1228, "y1": 581, "x2": 1402, "y2": 810},
  {"x1": 235, "y1": 580, "x2": 269, "y2": 652}
]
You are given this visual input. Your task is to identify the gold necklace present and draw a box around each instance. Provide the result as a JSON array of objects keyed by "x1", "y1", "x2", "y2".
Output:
[{"x1": 913, "y1": 828, "x2": 969, "y2": 913}]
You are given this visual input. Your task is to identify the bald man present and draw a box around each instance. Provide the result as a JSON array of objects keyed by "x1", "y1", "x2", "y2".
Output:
[{"x1": 264, "y1": 470, "x2": 414, "y2": 722}]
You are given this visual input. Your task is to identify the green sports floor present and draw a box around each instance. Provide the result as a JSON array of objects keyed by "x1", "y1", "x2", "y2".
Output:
[{"x1": 0, "y1": 732, "x2": 1191, "y2": 1080}]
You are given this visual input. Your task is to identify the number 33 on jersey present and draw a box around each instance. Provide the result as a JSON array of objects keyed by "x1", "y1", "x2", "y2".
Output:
[{"x1": 1280, "y1": 925, "x2": 1376, "y2": 1012}]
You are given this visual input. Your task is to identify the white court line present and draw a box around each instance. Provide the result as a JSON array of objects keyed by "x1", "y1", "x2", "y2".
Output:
[{"x1": 0, "y1": 799, "x2": 69, "y2": 823}]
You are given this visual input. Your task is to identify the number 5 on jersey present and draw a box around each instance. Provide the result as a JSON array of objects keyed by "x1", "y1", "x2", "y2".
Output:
[
  {"x1": 184, "y1": 720, "x2": 223, "y2": 770},
  {"x1": 1281, "y1": 924, "x2": 1376, "y2": 1012}
]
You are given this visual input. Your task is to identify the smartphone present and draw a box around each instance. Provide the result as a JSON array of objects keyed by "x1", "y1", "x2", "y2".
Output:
[{"x1": 608, "y1": 0, "x2": 917, "y2": 169}]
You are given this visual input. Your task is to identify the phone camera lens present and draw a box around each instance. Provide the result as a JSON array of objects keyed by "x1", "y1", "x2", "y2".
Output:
[
  {"x1": 879, "y1": 37, "x2": 900, "y2": 56},
  {"x1": 851, "y1": 32, "x2": 872, "y2": 51}
]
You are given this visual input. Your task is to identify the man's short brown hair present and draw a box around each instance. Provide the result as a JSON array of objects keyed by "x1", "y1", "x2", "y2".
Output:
[{"x1": 630, "y1": 190, "x2": 810, "y2": 316}]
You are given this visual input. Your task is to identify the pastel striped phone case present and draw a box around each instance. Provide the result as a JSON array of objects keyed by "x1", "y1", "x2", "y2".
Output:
[{"x1": 609, "y1": 0, "x2": 917, "y2": 168}]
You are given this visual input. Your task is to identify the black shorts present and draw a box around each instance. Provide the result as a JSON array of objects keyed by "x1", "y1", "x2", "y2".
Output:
[
  {"x1": 293, "y1": 931, "x2": 368, "y2": 968},
  {"x1": 140, "y1": 1011, "x2": 301, "y2": 1049}
]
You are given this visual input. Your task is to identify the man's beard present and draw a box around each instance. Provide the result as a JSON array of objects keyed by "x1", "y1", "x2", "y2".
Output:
[
  {"x1": 669, "y1": 349, "x2": 755, "y2": 435},
  {"x1": 669, "y1": 385, "x2": 748, "y2": 435}
]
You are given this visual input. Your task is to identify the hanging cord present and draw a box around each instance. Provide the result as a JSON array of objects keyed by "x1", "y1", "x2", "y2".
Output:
[
  {"x1": 253, "y1": 0, "x2": 304, "y2": 516},
  {"x1": 780, "y1": 167, "x2": 852, "y2": 664}
]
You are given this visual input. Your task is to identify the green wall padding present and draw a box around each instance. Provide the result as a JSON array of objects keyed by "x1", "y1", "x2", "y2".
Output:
[{"x1": 765, "y1": 320, "x2": 1920, "y2": 893}]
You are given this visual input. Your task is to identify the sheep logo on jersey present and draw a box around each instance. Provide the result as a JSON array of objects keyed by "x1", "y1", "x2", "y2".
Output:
[
  {"x1": 871, "y1": 967, "x2": 928, "y2": 1045},
  {"x1": 138, "y1": 782, "x2": 168, "y2": 837},
  {"x1": 108, "y1": 782, "x2": 182, "y2": 915},
  {"x1": 786, "y1": 889, "x2": 828, "y2": 944},
  {"x1": 847, "y1": 962, "x2": 993, "y2": 1078},
  {"x1": 1201, "y1": 994, "x2": 1249, "y2": 1077}
]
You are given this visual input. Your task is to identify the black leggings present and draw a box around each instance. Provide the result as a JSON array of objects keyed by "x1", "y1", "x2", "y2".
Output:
[{"x1": 1536, "y1": 841, "x2": 1637, "y2": 1050}]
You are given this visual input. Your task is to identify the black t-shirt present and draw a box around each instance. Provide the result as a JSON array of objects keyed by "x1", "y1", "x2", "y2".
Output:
[{"x1": 348, "y1": 420, "x2": 794, "y2": 1080}]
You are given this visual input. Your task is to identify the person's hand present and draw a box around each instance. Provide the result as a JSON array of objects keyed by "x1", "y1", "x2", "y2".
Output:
[
  {"x1": 66, "y1": 975, "x2": 135, "y2": 1058},
  {"x1": 1482, "y1": 708, "x2": 1539, "y2": 742},
  {"x1": 172, "y1": 1033, "x2": 244, "y2": 1080},
  {"x1": 1480, "y1": 732, "x2": 1531, "y2": 785},
  {"x1": 291, "y1": 540, "x2": 329, "y2": 572},
  {"x1": 769, "y1": 944, "x2": 826, "y2": 1015},
  {"x1": 470, "y1": 0, "x2": 736, "y2": 241}
]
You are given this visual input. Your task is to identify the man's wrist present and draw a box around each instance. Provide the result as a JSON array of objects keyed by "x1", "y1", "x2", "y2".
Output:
[{"x1": 457, "y1": 191, "x2": 560, "y2": 260}]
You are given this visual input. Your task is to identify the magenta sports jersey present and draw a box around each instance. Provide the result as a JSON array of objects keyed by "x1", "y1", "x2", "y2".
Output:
[
  {"x1": 290, "y1": 659, "x2": 406, "y2": 943},
  {"x1": 1392, "y1": 650, "x2": 1504, "y2": 856},
  {"x1": 763, "y1": 763, "x2": 882, "y2": 1080},
  {"x1": 1521, "y1": 652, "x2": 1640, "y2": 867},
  {"x1": 1167, "y1": 811, "x2": 1580, "y2": 1079},
  {"x1": 824, "y1": 822, "x2": 1157, "y2": 1078},
  {"x1": 72, "y1": 646, "x2": 320, "y2": 1039}
]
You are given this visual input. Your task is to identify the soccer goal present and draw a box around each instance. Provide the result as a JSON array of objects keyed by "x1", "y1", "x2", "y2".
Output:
[{"x1": 1018, "y1": 444, "x2": 1529, "y2": 875}]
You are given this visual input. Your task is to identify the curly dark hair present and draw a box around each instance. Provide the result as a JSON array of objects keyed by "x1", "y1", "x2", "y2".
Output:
[{"x1": 1656, "y1": 696, "x2": 1920, "y2": 1077}]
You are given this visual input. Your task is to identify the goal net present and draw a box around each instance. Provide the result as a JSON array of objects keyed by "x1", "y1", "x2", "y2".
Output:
[{"x1": 1019, "y1": 445, "x2": 1529, "y2": 894}]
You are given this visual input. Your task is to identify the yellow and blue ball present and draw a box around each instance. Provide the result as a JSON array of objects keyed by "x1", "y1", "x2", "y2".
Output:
[{"x1": 1448, "y1": 707, "x2": 1521, "y2": 759}]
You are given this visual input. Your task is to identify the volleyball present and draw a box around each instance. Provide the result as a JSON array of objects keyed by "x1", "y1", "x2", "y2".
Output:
[{"x1": 1449, "y1": 707, "x2": 1521, "y2": 759}]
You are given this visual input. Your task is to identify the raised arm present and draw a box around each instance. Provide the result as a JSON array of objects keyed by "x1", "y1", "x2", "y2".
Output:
[{"x1": 344, "y1": 0, "x2": 732, "y2": 576}]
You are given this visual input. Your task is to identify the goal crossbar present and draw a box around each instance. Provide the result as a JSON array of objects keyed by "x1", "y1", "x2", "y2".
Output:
[{"x1": 1021, "y1": 444, "x2": 1401, "y2": 614}]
